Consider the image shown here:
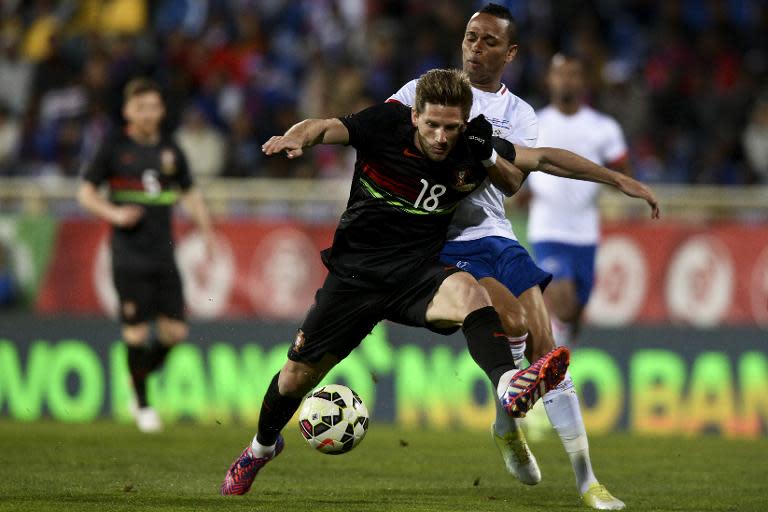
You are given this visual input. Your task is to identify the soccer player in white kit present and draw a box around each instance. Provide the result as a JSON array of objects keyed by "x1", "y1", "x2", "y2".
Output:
[
  {"x1": 528, "y1": 54, "x2": 632, "y2": 348},
  {"x1": 389, "y1": 5, "x2": 655, "y2": 510}
]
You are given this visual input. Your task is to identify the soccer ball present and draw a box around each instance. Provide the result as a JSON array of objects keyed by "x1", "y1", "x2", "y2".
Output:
[{"x1": 298, "y1": 384, "x2": 369, "y2": 455}]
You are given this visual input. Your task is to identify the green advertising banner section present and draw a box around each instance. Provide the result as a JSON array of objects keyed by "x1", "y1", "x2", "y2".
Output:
[
  {"x1": 0, "y1": 215, "x2": 57, "y2": 306},
  {"x1": 0, "y1": 314, "x2": 765, "y2": 438}
]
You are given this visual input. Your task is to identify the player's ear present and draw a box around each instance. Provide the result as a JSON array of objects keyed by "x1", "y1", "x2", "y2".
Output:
[
  {"x1": 460, "y1": 122, "x2": 467, "y2": 133},
  {"x1": 411, "y1": 108, "x2": 419, "y2": 127},
  {"x1": 506, "y1": 44, "x2": 519, "y2": 64}
]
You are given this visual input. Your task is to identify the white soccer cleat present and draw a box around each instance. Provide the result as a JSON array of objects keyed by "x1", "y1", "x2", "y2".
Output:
[
  {"x1": 491, "y1": 424, "x2": 541, "y2": 485},
  {"x1": 581, "y1": 483, "x2": 625, "y2": 510},
  {"x1": 133, "y1": 406, "x2": 163, "y2": 433}
]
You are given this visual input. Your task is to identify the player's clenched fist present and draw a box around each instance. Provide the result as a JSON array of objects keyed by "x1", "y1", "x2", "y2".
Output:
[{"x1": 464, "y1": 114, "x2": 496, "y2": 166}]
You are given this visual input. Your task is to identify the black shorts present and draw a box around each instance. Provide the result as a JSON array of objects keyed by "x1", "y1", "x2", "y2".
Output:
[
  {"x1": 288, "y1": 262, "x2": 464, "y2": 363},
  {"x1": 112, "y1": 266, "x2": 185, "y2": 325}
]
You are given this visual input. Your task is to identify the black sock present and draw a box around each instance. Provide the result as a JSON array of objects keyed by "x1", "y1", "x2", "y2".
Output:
[
  {"x1": 462, "y1": 306, "x2": 517, "y2": 389},
  {"x1": 256, "y1": 373, "x2": 303, "y2": 446},
  {"x1": 127, "y1": 345, "x2": 150, "y2": 407},
  {"x1": 146, "y1": 339, "x2": 172, "y2": 372}
]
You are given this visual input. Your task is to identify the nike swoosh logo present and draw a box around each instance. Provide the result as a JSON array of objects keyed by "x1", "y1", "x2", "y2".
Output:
[{"x1": 403, "y1": 148, "x2": 423, "y2": 159}]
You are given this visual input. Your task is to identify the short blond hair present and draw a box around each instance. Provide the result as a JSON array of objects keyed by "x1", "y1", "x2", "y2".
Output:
[{"x1": 414, "y1": 69, "x2": 473, "y2": 120}]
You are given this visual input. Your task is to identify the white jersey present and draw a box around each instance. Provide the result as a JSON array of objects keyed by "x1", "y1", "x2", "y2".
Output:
[
  {"x1": 527, "y1": 105, "x2": 628, "y2": 245},
  {"x1": 388, "y1": 79, "x2": 538, "y2": 242}
]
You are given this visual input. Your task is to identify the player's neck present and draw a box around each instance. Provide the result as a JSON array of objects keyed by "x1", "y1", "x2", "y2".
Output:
[
  {"x1": 471, "y1": 79, "x2": 503, "y2": 94},
  {"x1": 125, "y1": 125, "x2": 161, "y2": 145},
  {"x1": 554, "y1": 100, "x2": 581, "y2": 116}
]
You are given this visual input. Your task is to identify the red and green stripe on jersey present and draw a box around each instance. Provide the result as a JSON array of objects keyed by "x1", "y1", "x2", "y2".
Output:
[
  {"x1": 359, "y1": 160, "x2": 457, "y2": 216},
  {"x1": 108, "y1": 176, "x2": 179, "y2": 205}
]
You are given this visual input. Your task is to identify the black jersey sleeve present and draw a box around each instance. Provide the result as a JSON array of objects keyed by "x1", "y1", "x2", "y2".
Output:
[
  {"x1": 172, "y1": 142, "x2": 194, "y2": 190},
  {"x1": 492, "y1": 136, "x2": 516, "y2": 163},
  {"x1": 338, "y1": 102, "x2": 409, "y2": 152},
  {"x1": 81, "y1": 139, "x2": 113, "y2": 186}
]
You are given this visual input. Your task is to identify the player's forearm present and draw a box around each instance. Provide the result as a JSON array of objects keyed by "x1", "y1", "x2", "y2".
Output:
[
  {"x1": 284, "y1": 119, "x2": 341, "y2": 148},
  {"x1": 77, "y1": 183, "x2": 120, "y2": 224},
  {"x1": 181, "y1": 188, "x2": 212, "y2": 234},
  {"x1": 487, "y1": 156, "x2": 526, "y2": 197},
  {"x1": 534, "y1": 148, "x2": 621, "y2": 187}
]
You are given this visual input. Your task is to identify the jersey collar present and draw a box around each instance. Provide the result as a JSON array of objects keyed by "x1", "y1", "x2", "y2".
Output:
[{"x1": 471, "y1": 83, "x2": 508, "y2": 98}]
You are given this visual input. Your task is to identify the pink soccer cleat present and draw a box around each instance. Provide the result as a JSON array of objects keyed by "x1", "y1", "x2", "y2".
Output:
[
  {"x1": 220, "y1": 435, "x2": 285, "y2": 496},
  {"x1": 500, "y1": 347, "x2": 570, "y2": 418}
]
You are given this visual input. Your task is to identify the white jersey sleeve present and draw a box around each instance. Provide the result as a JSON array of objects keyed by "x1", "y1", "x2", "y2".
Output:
[
  {"x1": 527, "y1": 106, "x2": 628, "y2": 245},
  {"x1": 387, "y1": 79, "x2": 418, "y2": 106},
  {"x1": 598, "y1": 116, "x2": 628, "y2": 165}
]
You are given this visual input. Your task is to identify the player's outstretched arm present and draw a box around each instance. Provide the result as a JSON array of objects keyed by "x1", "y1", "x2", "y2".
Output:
[
  {"x1": 513, "y1": 146, "x2": 660, "y2": 219},
  {"x1": 262, "y1": 118, "x2": 350, "y2": 159}
]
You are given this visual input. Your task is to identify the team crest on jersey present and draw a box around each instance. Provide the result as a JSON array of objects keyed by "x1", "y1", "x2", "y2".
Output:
[
  {"x1": 292, "y1": 329, "x2": 306, "y2": 353},
  {"x1": 452, "y1": 167, "x2": 477, "y2": 192},
  {"x1": 161, "y1": 148, "x2": 176, "y2": 175}
]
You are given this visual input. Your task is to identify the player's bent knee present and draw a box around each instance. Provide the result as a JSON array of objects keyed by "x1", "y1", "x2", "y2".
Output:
[
  {"x1": 428, "y1": 272, "x2": 492, "y2": 323},
  {"x1": 498, "y1": 307, "x2": 527, "y2": 338},
  {"x1": 157, "y1": 318, "x2": 188, "y2": 345},
  {"x1": 122, "y1": 324, "x2": 150, "y2": 346},
  {"x1": 450, "y1": 272, "x2": 492, "y2": 309}
]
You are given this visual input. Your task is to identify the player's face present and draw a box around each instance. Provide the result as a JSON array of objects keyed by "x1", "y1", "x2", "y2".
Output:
[
  {"x1": 123, "y1": 91, "x2": 165, "y2": 134},
  {"x1": 462, "y1": 13, "x2": 518, "y2": 89},
  {"x1": 548, "y1": 59, "x2": 586, "y2": 104},
  {"x1": 411, "y1": 103, "x2": 466, "y2": 162}
]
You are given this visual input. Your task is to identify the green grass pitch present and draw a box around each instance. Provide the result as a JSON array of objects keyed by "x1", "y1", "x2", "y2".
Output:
[{"x1": 0, "y1": 420, "x2": 765, "y2": 511}]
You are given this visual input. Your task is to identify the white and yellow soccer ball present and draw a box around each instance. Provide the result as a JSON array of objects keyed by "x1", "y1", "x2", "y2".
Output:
[{"x1": 298, "y1": 384, "x2": 369, "y2": 454}]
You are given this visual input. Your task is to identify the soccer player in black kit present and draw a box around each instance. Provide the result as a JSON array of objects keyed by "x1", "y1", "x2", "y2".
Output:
[
  {"x1": 78, "y1": 78, "x2": 213, "y2": 433},
  {"x1": 220, "y1": 68, "x2": 574, "y2": 495}
]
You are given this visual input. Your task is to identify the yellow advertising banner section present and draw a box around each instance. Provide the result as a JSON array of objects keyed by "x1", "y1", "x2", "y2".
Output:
[{"x1": 0, "y1": 314, "x2": 765, "y2": 438}]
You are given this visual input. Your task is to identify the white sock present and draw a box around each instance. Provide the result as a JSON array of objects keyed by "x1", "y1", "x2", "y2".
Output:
[
  {"x1": 508, "y1": 333, "x2": 528, "y2": 366},
  {"x1": 551, "y1": 317, "x2": 574, "y2": 347},
  {"x1": 543, "y1": 372, "x2": 598, "y2": 494},
  {"x1": 492, "y1": 333, "x2": 528, "y2": 436},
  {"x1": 251, "y1": 435, "x2": 276, "y2": 458}
]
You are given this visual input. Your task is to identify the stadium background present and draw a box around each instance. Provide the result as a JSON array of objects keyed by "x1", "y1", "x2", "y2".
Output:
[{"x1": 0, "y1": 0, "x2": 766, "y2": 440}]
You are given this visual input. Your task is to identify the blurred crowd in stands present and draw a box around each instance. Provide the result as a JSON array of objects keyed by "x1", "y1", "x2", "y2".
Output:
[{"x1": 0, "y1": 0, "x2": 766, "y2": 184}]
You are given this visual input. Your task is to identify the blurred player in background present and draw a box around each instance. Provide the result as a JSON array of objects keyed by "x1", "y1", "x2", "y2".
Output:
[
  {"x1": 77, "y1": 78, "x2": 213, "y2": 433},
  {"x1": 389, "y1": 5, "x2": 657, "y2": 509},
  {"x1": 527, "y1": 54, "x2": 632, "y2": 347}
]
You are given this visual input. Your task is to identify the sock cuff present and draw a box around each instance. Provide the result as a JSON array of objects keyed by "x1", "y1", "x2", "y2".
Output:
[
  {"x1": 507, "y1": 332, "x2": 528, "y2": 345},
  {"x1": 462, "y1": 306, "x2": 499, "y2": 331}
]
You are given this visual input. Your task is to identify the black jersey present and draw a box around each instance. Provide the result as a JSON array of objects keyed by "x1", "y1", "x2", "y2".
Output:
[
  {"x1": 82, "y1": 130, "x2": 193, "y2": 272},
  {"x1": 323, "y1": 102, "x2": 488, "y2": 286}
]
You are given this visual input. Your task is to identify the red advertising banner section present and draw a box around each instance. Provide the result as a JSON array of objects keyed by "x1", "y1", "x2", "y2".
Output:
[
  {"x1": 37, "y1": 220, "x2": 334, "y2": 319},
  {"x1": 586, "y1": 221, "x2": 768, "y2": 327},
  {"x1": 38, "y1": 219, "x2": 768, "y2": 326}
]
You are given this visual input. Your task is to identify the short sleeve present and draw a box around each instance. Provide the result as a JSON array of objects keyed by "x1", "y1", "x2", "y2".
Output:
[
  {"x1": 600, "y1": 117, "x2": 628, "y2": 165},
  {"x1": 339, "y1": 102, "x2": 407, "y2": 152},
  {"x1": 80, "y1": 141, "x2": 112, "y2": 186},
  {"x1": 514, "y1": 103, "x2": 539, "y2": 148},
  {"x1": 387, "y1": 79, "x2": 418, "y2": 107}
]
